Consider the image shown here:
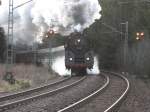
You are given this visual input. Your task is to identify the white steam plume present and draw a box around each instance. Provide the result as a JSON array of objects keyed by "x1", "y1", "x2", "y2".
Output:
[
  {"x1": 52, "y1": 56, "x2": 100, "y2": 76},
  {"x1": 0, "y1": 0, "x2": 36, "y2": 45},
  {"x1": 31, "y1": 0, "x2": 101, "y2": 35},
  {"x1": 52, "y1": 56, "x2": 71, "y2": 76},
  {"x1": 0, "y1": 0, "x2": 101, "y2": 44}
]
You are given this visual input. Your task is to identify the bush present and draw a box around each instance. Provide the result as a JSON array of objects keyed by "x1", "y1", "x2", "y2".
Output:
[{"x1": 16, "y1": 80, "x2": 31, "y2": 89}]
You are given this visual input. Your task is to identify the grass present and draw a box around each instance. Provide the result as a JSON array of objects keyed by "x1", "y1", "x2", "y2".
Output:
[
  {"x1": 0, "y1": 79, "x2": 31, "y2": 92},
  {"x1": 0, "y1": 64, "x2": 57, "y2": 92}
]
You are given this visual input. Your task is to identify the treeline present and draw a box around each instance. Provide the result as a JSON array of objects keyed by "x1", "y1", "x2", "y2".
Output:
[
  {"x1": 85, "y1": 0, "x2": 150, "y2": 77},
  {"x1": 0, "y1": 27, "x2": 6, "y2": 63}
]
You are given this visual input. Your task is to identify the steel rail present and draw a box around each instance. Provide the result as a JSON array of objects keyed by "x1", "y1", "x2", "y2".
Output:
[
  {"x1": 0, "y1": 77, "x2": 70, "y2": 102},
  {"x1": 57, "y1": 74, "x2": 109, "y2": 112},
  {"x1": 58, "y1": 71, "x2": 130, "y2": 112},
  {"x1": 0, "y1": 76, "x2": 86, "y2": 111},
  {"x1": 103, "y1": 71, "x2": 130, "y2": 112}
]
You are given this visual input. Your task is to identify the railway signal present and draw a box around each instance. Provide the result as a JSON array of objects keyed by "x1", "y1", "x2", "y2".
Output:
[
  {"x1": 45, "y1": 29, "x2": 56, "y2": 38},
  {"x1": 136, "y1": 32, "x2": 144, "y2": 40}
]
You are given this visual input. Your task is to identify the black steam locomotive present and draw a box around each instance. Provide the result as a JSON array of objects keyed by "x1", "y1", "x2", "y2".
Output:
[{"x1": 65, "y1": 32, "x2": 94, "y2": 75}]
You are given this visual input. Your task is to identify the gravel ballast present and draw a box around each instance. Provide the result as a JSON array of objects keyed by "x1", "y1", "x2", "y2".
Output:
[
  {"x1": 76, "y1": 74, "x2": 127, "y2": 112},
  {"x1": 118, "y1": 75, "x2": 150, "y2": 112},
  {"x1": 0, "y1": 77, "x2": 79, "y2": 105},
  {"x1": 0, "y1": 75, "x2": 62, "y2": 97},
  {"x1": 2, "y1": 74, "x2": 150, "y2": 112},
  {"x1": 5, "y1": 75, "x2": 104, "y2": 112}
]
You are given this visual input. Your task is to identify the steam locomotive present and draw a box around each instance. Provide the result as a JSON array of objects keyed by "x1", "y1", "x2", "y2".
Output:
[{"x1": 65, "y1": 32, "x2": 94, "y2": 75}]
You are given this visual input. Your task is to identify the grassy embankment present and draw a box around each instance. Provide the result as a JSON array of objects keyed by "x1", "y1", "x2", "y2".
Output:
[{"x1": 0, "y1": 64, "x2": 56, "y2": 92}]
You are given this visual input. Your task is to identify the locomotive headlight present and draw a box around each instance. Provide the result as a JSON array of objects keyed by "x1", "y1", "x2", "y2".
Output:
[
  {"x1": 69, "y1": 58, "x2": 73, "y2": 61},
  {"x1": 77, "y1": 39, "x2": 81, "y2": 43},
  {"x1": 86, "y1": 57, "x2": 90, "y2": 61}
]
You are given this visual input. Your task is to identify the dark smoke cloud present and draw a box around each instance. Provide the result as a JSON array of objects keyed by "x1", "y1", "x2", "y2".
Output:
[{"x1": 71, "y1": 4, "x2": 86, "y2": 25}]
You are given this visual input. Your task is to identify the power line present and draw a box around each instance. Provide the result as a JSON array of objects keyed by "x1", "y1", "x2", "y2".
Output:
[
  {"x1": 101, "y1": 22, "x2": 124, "y2": 35},
  {"x1": 13, "y1": 0, "x2": 34, "y2": 9},
  {"x1": 4, "y1": 0, "x2": 34, "y2": 84},
  {"x1": 118, "y1": 0, "x2": 150, "y2": 5}
]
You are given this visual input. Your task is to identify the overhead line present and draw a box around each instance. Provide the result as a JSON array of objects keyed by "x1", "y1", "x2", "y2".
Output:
[
  {"x1": 118, "y1": 0, "x2": 150, "y2": 5},
  {"x1": 101, "y1": 23, "x2": 124, "y2": 35},
  {"x1": 13, "y1": 0, "x2": 34, "y2": 9}
]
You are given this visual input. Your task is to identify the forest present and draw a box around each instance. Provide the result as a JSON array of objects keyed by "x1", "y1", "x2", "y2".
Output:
[{"x1": 85, "y1": 0, "x2": 150, "y2": 77}]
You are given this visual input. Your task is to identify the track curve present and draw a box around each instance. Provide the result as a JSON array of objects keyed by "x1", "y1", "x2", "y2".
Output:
[
  {"x1": 75, "y1": 71, "x2": 130, "y2": 112},
  {"x1": 0, "y1": 76, "x2": 85, "y2": 111},
  {"x1": 57, "y1": 74, "x2": 109, "y2": 112},
  {"x1": 0, "y1": 77, "x2": 70, "y2": 102},
  {"x1": 5, "y1": 75, "x2": 104, "y2": 112},
  {"x1": 1, "y1": 71, "x2": 130, "y2": 112},
  {"x1": 104, "y1": 71, "x2": 130, "y2": 112}
]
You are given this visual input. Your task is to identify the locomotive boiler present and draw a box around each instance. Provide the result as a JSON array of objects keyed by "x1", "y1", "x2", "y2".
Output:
[{"x1": 65, "y1": 32, "x2": 94, "y2": 75}]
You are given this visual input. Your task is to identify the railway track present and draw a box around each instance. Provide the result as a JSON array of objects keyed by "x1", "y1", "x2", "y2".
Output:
[
  {"x1": 58, "y1": 73, "x2": 109, "y2": 112},
  {"x1": 3, "y1": 74, "x2": 104, "y2": 112},
  {"x1": 103, "y1": 71, "x2": 130, "y2": 112},
  {"x1": 0, "y1": 77, "x2": 70, "y2": 102},
  {"x1": 0, "y1": 72, "x2": 130, "y2": 112},
  {"x1": 0, "y1": 76, "x2": 86, "y2": 111},
  {"x1": 70, "y1": 71, "x2": 130, "y2": 112}
]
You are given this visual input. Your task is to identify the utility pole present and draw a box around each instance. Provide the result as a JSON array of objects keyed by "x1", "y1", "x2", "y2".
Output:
[
  {"x1": 4, "y1": 0, "x2": 15, "y2": 84},
  {"x1": 48, "y1": 43, "x2": 52, "y2": 72},
  {"x1": 121, "y1": 21, "x2": 128, "y2": 72},
  {"x1": 33, "y1": 42, "x2": 37, "y2": 65},
  {"x1": 48, "y1": 30, "x2": 54, "y2": 73},
  {"x1": 4, "y1": 0, "x2": 33, "y2": 84}
]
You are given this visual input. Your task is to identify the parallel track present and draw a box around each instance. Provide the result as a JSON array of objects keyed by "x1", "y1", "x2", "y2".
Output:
[
  {"x1": 0, "y1": 76, "x2": 86, "y2": 111},
  {"x1": 58, "y1": 74, "x2": 109, "y2": 112},
  {"x1": 58, "y1": 71, "x2": 130, "y2": 112},
  {"x1": 0, "y1": 77, "x2": 70, "y2": 102},
  {"x1": 0, "y1": 71, "x2": 130, "y2": 112},
  {"x1": 103, "y1": 71, "x2": 130, "y2": 112}
]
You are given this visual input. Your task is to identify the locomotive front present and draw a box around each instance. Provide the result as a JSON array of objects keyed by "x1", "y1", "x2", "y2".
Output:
[{"x1": 65, "y1": 32, "x2": 94, "y2": 75}]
